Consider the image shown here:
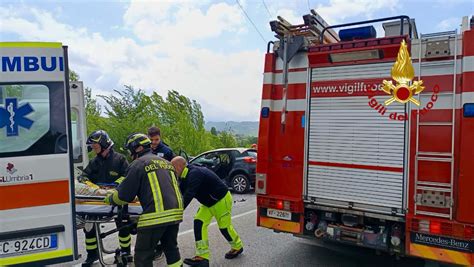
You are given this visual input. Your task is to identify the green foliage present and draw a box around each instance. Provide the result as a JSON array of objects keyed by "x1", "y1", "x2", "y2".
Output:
[
  {"x1": 217, "y1": 131, "x2": 237, "y2": 148},
  {"x1": 69, "y1": 70, "x2": 80, "y2": 82},
  {"x1": 236, "y1": 135, "x2": 258, "y2": 148},
  {"x1": 3, "y1": 85, "x2": 23, "y2": 99},
  {"x1": 83, "y1": 85, "x2": 252, "y2": 157},
  {"x1": 84, "y1": 87, "x2": 104, "y2": 135}
]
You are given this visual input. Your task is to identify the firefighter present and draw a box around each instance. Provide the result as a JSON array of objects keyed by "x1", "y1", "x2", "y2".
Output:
[
  {"x1": 79, "y1": 130, "x2": 131, "y2": 266},
  {"x1": 171, "y1": 156, "x2": 244, "y2": 267},
  {"x1": 105, "y1": 133, "x2": 183, "y2": 267},
  {"x1": 147, "y1": 126, "x2": 175, "y2": 259},
  {"x1": 148, "y1": 126, "x2": 175, "y2": 161}
]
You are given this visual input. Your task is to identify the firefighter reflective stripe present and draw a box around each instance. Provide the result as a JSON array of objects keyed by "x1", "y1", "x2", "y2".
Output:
[
  {"x1": 148, "y1": 172, "x2": 164, "y2": 213},
  {"x1": 119, "y1": 235, "x2": 132, "y2": 248},
  {"x1": 409, "y1": 243, "x2": 472, "y2": 266},
  {"x1": 138, "y1": 209, "x2": 183, "y2": 228},
  {"x1": 168, "y1": 259, "x2": 183, "y2": 267},
  {"x1": 140, "y1": 208, "x2": 183, "y2": 220},
  {"x1": 0, "y1": 249, "x2": 72, "y2": 266},
  {"x1": 181, "y1": 167, "x2": 189, "y2": 179},
  {"x1": 137, "y1": 213, "x2": 183, "y2": 228},
  {"x1": 126, "y1": 134, "x2": 144, "y2": 145},
  {"x1": 115, "y1": 176, "x2": 126, "y2": 184},
  {"x1": 85, "y1": 237, "x2": 97, "y2": 250},
  {"x1": 170, "y1": 171, "x2": 183, "y2": 209},
  {"x1": 86, "y1": 244, "x2": 98, "y2": 250},
  {"x1": 138, "y1": 210, "x2": 183, "y2": 222},
  {"x1": 195, "y1": 240, "x2": 210, "y2": 258}
]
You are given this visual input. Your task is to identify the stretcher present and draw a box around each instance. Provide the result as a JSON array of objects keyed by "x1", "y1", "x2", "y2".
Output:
[{"x1": 75, "y1": 195, "x2": 142, "y2": 266}]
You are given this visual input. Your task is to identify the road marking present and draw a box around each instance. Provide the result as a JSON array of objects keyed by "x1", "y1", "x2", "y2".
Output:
[
  {"x1": 100, "y1": 209, "x2": 257, "y2": 262},
  {"x1": 178, "y1": 209, "x2": 257, "y2": 236}
]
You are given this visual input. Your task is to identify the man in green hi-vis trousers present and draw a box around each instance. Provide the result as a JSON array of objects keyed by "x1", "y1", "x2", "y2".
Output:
[{"x1": 171, "y1": 156, "x2": 244, "y2": 267}]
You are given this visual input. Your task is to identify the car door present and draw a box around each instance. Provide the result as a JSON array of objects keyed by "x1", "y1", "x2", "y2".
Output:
[
  {"x1": 192, "y1": 152, "x2": 220, "y2": 170},
  {"x1": 214, "y1": 151, "x2": 232, "y2": 180}
]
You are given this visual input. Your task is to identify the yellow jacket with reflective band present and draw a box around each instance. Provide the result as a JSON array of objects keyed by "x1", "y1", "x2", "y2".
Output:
[{"x1": 113, "y1": 150, "x2": 183, "y2": 228}]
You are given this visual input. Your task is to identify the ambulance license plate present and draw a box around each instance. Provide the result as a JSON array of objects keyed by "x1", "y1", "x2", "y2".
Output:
[
  {"x1": 267, "y1": 209, "x2": 291, "y2": 221},
  {"x1": 0, "y1": 234, "x2": 57, "y2": 257}
]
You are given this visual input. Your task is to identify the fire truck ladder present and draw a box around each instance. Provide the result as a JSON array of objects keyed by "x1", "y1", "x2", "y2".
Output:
[
  {"x1": 414, "y1": 30, "x2": 458, "y2": 219},
  {"x1": 269, "y1": 11, "x2": 338, "y2": 131}
]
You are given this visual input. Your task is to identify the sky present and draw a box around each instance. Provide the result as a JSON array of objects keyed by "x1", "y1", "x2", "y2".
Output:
[{"x1": 0, "y1": 0, "x2": 472, "y2": 121}]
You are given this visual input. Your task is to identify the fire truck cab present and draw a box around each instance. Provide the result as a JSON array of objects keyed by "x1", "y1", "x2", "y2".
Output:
[{"x1": 257, "y1": 12, "x2": 474, "y2": 265}]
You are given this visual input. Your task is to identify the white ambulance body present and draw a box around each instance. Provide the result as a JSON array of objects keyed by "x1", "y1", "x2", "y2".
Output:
[{"x1": 0, "y1": 42, "x2": 78, "y2": 266}]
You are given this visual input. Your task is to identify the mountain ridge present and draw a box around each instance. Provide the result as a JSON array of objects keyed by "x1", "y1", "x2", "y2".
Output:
[{"x1": 205, "y1": 121, "x2": 259, "y2": 136}]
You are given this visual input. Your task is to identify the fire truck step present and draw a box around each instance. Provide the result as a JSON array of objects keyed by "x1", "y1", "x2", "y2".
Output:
[
  {"x1": 417, "y1": 152, "x2": 453, "y2": 157},
  {"x1": 416, "y1": 181, "x2": 451, "y2": 187},
  {"x1": 415, "y1": 156, "x2": 453, "y2": 162},
  {"x1": 417, "y1": 186, "x2": 452, "y2": 193},
  {"x1": 418, "y1": 122, "x2": 453, "y2": 126},
  {"x1": 415, "y1": 210, "x2": 451, "y2": 218}
]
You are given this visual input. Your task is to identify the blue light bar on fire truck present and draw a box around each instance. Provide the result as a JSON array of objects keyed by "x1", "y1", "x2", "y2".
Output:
[{"x1": 339, "y1": 26, "x2": 377, "y2": 41}]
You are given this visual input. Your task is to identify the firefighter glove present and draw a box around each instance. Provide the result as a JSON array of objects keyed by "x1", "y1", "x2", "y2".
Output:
[
  {"x1": 104, "y1": 192, "x2": 114, "y2": 205},
  {"x1": 78, "y1": 175, "x2": 90, "y2": 183}
]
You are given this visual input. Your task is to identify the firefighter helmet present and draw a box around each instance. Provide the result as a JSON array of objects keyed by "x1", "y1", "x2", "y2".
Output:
[
  {"x1": 86, "y1": 130, "x2": 114, "y2": 151},
  {"x1": 124, "y1": 133, "x2": 151, "y2": 156}
]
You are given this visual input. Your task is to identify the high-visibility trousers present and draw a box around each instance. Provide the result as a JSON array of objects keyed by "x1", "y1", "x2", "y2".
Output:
[{"x1": 193, "y1": 191, "x2": 243, "y2": 260}]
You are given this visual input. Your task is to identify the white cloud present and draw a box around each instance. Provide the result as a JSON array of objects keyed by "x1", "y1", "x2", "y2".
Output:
[
  {"x1": 123, "y1": 0, "x2": 244, "y2": 45},
  {"x1": 315, "y1": 0, "x2": 400, "y2": 25},
  {"x1": 0, "y1": 2, "x2": 264, "y2": 121},
  {"x1": 275, "y1": 8, "x2": 304, "y2": 25},
  {"x1": 437, "y1": 17, "x2": 461, "y2": 31}
]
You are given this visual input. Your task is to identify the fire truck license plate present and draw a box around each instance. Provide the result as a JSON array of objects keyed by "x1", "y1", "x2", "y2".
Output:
[
  {"x1": 267, "y1": 209, "x2": 291, "y2": 220},
  {"x1": 0, "y1": 234, "x2": 57, "y2": 257}
]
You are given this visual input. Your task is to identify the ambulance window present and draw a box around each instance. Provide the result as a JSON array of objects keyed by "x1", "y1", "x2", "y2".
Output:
[
  {"x1": 71, "y1": 109, "x2": 82, "y2": 162},
  {"x1": 0, "y1": 82, "x2": 67, "y2": 157}
]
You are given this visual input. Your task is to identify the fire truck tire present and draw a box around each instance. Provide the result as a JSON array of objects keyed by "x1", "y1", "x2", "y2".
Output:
[{"x1": 231, "y1": 174, "x2": 250, "y2": 194}]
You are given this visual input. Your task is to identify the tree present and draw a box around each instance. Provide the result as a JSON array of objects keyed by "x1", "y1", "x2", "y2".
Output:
[
  {"x1": 218, "y1": 131, "x2": 237, "y2": 148},
  {"x1": 69, "y1": 70, "x2": 80, "y2": 82},
  {"x1": 81, "y1": 83, "x2": 249, "y2": 158},
  {"x1": 98, "y1": 85, "x2": 153, "y2": 152},
  {"x1": 83, "y1": 87, "x2": 104, "y2": 135},
  {"x1": 236, "y1": 135, "x2": 258, "y2": 147}
]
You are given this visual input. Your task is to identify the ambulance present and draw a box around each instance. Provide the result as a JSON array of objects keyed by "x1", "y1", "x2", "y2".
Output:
[
  {"x1": 256, "y1": 12, "x2": 474, "y2": 265},
  {"x1": 0, "y1": 42, "x2": 86, "y2": 266}
]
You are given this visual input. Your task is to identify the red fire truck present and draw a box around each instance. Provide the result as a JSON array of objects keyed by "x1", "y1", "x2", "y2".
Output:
[{"x1": 256, "y1": 11, "x2": 474, "y2": 266}]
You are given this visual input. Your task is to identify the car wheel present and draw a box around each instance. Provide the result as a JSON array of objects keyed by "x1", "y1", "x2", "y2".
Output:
[{"x1": 231, "y1": 174, "x2": 250, "y2": 194}]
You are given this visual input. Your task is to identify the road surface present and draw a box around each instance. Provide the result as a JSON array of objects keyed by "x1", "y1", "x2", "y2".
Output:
[{"x1": 69, "y1": 193, "x2": 454, "y2": 267}]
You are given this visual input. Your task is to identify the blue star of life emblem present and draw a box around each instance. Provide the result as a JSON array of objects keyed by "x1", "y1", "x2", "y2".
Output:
[{"x1": 0, "y1": 98, "x2": 35, "y2": 137}]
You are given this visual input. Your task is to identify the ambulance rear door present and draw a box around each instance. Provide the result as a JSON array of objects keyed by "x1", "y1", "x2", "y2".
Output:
[{"x1": 0, "y1": 42, "x2": 77, "y2": 266}]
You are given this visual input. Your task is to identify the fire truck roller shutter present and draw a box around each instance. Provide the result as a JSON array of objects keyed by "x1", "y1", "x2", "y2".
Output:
[{"x1": 306, "y1": 63, "x2": 406, "y2": 215}]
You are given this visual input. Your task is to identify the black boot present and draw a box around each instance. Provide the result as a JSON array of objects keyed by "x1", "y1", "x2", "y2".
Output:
[
  {"x1": 122, "y1": 247, "x2": 133, "y2": 263},
  {"x1": 183, "y1": 256, "x2": 209, "y2": 267},
  {"x1": 225, "y1": 248, "x2": 243, "y2": 259},
  {"x1": 114, "y1": 247, "x2": 134, "y2": 264},
  {"x1": 154, "y1": 243, "x2": 164, "y2": 261},
  {"x1": 82, "y1": 250, "x2": 99, "y2": 267}
]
